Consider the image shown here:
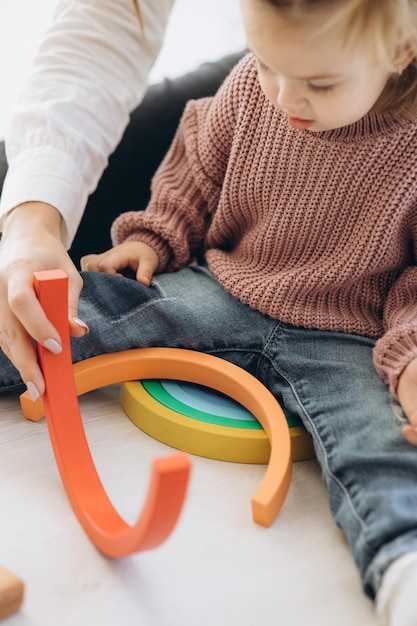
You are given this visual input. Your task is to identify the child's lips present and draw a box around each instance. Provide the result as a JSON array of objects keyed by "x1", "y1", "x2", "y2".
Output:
[{"x1": 288, "y1": 116, "x2": 314, "y2": 130}]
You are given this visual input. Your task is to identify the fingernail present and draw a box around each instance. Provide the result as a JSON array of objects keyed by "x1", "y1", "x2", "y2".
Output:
[
  {"x1": 72, "y1": 317, "x2": 89, "y2": 332},
  {"x1": 43, "y1": 338, "x2": 62, "y2": 354},
  {"x1": 26, "y1": 381, "x2": 40, "y2": 402}
]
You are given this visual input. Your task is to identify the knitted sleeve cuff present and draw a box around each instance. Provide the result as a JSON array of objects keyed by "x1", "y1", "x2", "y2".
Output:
[
  {"x1": 373, "y1": 327, "x2": 417, "y2": 397},
  {"x1": 111, "y1": 212, "x2": 173, "y2": 272}
]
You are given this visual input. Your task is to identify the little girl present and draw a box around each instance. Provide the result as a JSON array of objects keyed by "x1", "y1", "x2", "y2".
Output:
[{"x1": 3, "y1": 0, "x2": 417, "y2": 623}]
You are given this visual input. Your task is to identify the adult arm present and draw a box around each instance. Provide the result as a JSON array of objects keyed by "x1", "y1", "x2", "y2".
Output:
[
  {"x1": 0, "y1": 0, "x2": 174, "y2": 245},
  {"x1": 0, "y1": 0, "x2": 174, "y2": 398}
]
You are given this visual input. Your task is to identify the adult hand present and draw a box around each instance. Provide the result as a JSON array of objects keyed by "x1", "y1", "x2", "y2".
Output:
[
  {"x1": 0, "y1": 202, "x2": 87, "y2": 399},
  {"x1": 397, "y1": 356, "x2": 417, "y2": 445},
  {"x1": 81, "y1": 241, "x2": 159, "y2": 286}
]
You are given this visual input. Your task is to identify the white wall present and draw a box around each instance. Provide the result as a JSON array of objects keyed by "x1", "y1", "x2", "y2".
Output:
[{"x1": 0, "y1": 0, "x2": 245, "y2": 138}]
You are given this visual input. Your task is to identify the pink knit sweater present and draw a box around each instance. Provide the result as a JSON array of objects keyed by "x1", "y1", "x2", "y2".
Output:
[{"x1": 111, "y1": 55, "x2": 417, "y2": 395}]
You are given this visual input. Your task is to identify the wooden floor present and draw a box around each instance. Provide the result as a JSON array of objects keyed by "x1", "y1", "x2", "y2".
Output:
[{"x1": 0, "y1": 384, "x2": 379, "y2": 625}]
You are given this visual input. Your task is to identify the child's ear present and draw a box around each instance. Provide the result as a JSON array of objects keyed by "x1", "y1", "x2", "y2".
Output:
[{"x1": 393, "y1": 40, "x2": 416, "y2": 74}]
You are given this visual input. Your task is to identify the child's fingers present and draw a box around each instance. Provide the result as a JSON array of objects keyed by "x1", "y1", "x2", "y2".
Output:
[
  {"x1": 81, "y1": 251, "x2": 128, "y2": 275},
  {"x1": 135, "y1": 264, "x2": 153, "y2": 286},
  {"x1": 135, "y1": 250, "x2": 159, "y2": 286},
  {"x1": 81, "y1": 243, "x2": 159, "y2": 285},
  {"x1": 81, "y1": 253, "x2": 114, "y2": 273}
]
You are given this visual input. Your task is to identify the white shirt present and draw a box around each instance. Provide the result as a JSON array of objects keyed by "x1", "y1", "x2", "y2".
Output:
[{"x1": 0, "y1": 0, "x2": 174, "y2": 248}]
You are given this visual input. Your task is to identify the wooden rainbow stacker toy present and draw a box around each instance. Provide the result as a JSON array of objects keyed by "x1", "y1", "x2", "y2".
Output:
[
  {"x1": 18, "y1": 269, "x2": 308, "y2": 562},
  {"x1": 121, "y1": 378, "x2": 315, "y2": 464}
]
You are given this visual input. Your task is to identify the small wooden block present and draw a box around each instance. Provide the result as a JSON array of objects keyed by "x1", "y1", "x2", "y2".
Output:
[{"x1": 0, "y1": 566, "x2": 24, "y2": 620}]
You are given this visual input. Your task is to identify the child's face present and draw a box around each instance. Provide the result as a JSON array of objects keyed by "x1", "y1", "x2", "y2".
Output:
[{"x1": 241, "y1": 0, "x2": 393, "y2": 132}]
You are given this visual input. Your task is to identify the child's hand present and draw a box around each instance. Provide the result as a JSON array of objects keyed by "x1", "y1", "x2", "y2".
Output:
[
  {"x1": 397, "y1": 357, "x2": 417, "y2": 446},
  {"x1": 81, "y1": 242, "x2": 159, "y2": 286}
]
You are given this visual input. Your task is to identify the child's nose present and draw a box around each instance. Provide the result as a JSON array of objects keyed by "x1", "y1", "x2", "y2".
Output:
[{"x1": 276, "y1": 79, "x2": 305, "y2": 113}]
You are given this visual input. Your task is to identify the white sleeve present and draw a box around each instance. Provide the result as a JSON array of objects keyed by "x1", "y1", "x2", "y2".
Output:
[{"x1": 0, "y1": 0, "x2": 174, "y2": 248}]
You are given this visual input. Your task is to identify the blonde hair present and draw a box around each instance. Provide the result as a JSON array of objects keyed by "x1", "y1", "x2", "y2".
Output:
[{"x1": 263, "y1": 0, "x2": 417, "y2": 115}]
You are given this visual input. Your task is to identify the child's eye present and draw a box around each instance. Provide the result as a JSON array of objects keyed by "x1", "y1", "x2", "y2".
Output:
[{"x1": 308, "y1": 83, "x2": 335, "y2": 93}]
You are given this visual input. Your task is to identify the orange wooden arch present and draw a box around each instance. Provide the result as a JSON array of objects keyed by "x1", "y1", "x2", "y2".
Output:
[{"x1": 31, "y1": 270, "x2": 191, "y2": 557}]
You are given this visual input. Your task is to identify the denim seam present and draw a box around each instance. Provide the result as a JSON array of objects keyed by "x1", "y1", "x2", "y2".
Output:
[
  {"x1": 107, "y1": 296, "x2": 178, "y2": 324},
  {"x1": 259, "y1": 346, "x2": 374, "y2": 559},
  {"x1": 256, "y1": 323, "x2": 284, "y2": 379},
  {"x1": 205, "y1": 346, "x2": 264, "y2": 360},
  {"x1": 149, "y1": 277, "x2": 167, "y2": 297},
  {"x1": 288, "y1": 371, "x2": 373, "y2": 556}
]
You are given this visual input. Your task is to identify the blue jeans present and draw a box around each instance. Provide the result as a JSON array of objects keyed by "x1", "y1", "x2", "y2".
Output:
[{"x1": 2, "y1": 265, "x2": 417, "y2": 598}]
